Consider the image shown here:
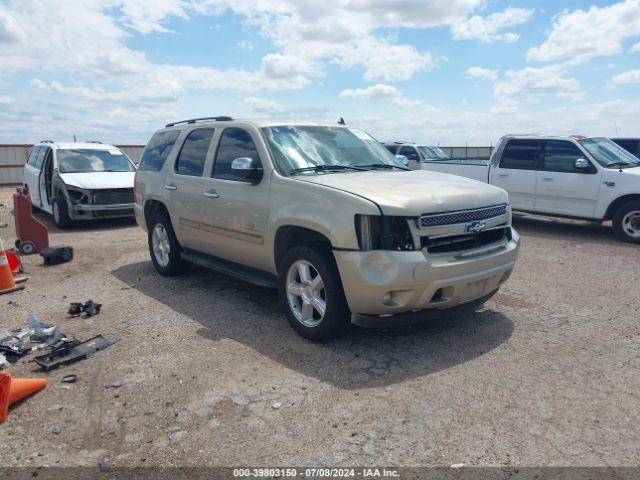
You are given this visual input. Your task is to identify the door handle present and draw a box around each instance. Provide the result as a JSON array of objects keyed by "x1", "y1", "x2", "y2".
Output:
[
  {"x1": 542, "y1": 177, "x2": 554, "y2": 182},
  {"x1": 498, "y1": 174, "x2": 509, "y2": 178},
  {"x1": 164, "y1": 184, "x2": 177, "y2": 191},
  {"x1": 203, "y1": 190, "x2": 220, "y2": 198}
]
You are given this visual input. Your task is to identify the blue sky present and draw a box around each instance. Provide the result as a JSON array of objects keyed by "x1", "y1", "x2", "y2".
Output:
[{"x1": 0, "y1": 0, "x2": 639, "y2": 145}]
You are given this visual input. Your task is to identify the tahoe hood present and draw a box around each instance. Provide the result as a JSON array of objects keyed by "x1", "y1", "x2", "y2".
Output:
[
  {"x1": 58, "y1": 172, "x2": 135, "y2": 190},
  {"x1": 296, "y1": 170, "x2": 509, "y2": 216}
]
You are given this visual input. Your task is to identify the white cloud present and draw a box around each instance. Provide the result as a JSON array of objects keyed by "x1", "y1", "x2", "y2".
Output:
[
  {"x1": 527, "y1": 0, "x2": 640, "y2": 64},
  {"x1": 494, "y1": 65, "x2": 582, "y2": 102},
  {"x1": 631, "y1": 42, "x2": 640, "y2": 52},
  {"x1": 0, "y1": 6, "x2": 23, "y2": 43},
  {"x1": 451, "y1": 7, "x2": 533, "y2": 43},
  {"x1": 241, "y1": 96, "x2": 278, "y2": 113},
  {"x1": 238, "y1": 40, "x2": 254, "y2": 51},
  {"x1": 612, "y1": 69, "x2": 640, "y2": 84},
  {"x1": 339, "y1": 84, "x2": 423, "y2": 108},
  {"x1": 466, "y1": 67, "x2": 498, "y2": 82}
]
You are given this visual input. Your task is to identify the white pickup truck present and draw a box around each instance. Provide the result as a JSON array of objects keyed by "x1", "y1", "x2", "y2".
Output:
[{"x1": 421, "y1": 135, "x2": 640, "y2": 243}]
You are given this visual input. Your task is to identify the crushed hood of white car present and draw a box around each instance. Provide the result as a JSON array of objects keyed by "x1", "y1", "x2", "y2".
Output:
[
  {"x1": 295, "y1": 170, "x2": 509, "y2": 216},
  {"x1": 58, "y1": 172, "x2": 135, "y2": 190}
]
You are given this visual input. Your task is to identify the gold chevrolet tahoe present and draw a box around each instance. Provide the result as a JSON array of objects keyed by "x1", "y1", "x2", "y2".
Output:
[{"x1": 134, "y1": 117, "x2": 520, "y2": 341}]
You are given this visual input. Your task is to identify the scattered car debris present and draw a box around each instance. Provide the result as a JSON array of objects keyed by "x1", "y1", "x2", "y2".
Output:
[
  {"x1": 61, "y1": 374, "x2": 77, "y2": 384},
  {"x1": 0, "y1": 316, "x2": 66, "y2": 361},
  {"x1": 28, "y1": 315, "x2": 63, "y2": 349},
  {"x1": 33, "y1": 333, "x2": 119, "y2": 371},
  {"x1": 68, "y1": 300, "x2": 102, "y2": 317},
  {"x1": 0, "y1": 353, "x2": 9, "y2": 369},
  {"x1": 99, "y1": 458, "x2": 112, "y2": 472},
  {"x1": 40, "y1": 245, "x2": 74, "y2": 266},
  {"x1": 105, "y1": 382, "x2": 123, "y2": 389}
]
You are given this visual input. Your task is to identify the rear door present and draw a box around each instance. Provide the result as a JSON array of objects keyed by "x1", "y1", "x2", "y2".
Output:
[
  {"x1": 199, "y1": 127, "x2": 271, "y2": 271},
  {"x1": 24, "y1": 146, "x2": 41, "y2": 204},
  {"x1": 163, "y1": 128, "x2": 216, "y2": 251},
  {"x1": 534, "y1": 139, "x2": 602, "y2": 218},
  {"x1": 490, "y1": 139, "x2": 540, "y2": 211},
  {"x1": 24, "y1": 147, "x2": 46, "y2": 207}
]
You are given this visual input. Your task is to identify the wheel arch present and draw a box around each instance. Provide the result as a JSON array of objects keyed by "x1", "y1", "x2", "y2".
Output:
[
  {"x1": 604, "y1": 194, "x2": 640, "y2": 221},
  {"x1": 143, "y1": 199, "x2": 171, "y2": 228},
  {"x1": 274, "y1": 225, "x2": 334, "y2": 272}
]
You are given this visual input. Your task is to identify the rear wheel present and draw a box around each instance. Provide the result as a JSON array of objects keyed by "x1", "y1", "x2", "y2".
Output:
[
  {"x1": 612, "y1": 201, "x2": 640, "y2": 244},
  {"x1": 147, "y1": 211, "x2": 191, "y2": 276},
  {"x1": 278, "y1": 245, "x2": 350, "y2": 341},
  {"x1": 52, "y1": 195, "x2": 72, "y2": 228}
]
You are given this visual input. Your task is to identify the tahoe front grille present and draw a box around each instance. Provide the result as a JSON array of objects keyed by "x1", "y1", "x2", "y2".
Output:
[
  {"x1": 421, "y1": 227, "x2": 511, "y2": 254},
  {"x1": 92, "y1": 189, "x2": 134, "y2": 205},
  {"x1": 419, "y1": 204, "x2": 507, "y2": 228}
]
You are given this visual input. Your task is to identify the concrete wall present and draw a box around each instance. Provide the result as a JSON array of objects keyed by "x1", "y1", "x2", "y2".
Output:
[{"x1": 0, "y1": 144, "x2": 146, "y2": 186}]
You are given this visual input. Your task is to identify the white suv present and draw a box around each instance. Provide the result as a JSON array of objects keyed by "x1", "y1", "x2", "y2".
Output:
[{"x1": 23, "y1": 141, "x2": 137, "y2": 227}]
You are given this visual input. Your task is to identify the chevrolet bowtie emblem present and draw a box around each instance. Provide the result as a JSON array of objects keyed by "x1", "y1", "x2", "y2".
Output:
[{"x1": 465, "y1": 221, "x2": 486, "y2": 234}]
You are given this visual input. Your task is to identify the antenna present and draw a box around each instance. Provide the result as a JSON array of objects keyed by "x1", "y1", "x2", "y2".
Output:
[
  {"x1": 73, "y1": 134, "x2": 77, "y2": 142},
  {"x1": 338, "y1": 117, "x2": 345, "y2": 125}
]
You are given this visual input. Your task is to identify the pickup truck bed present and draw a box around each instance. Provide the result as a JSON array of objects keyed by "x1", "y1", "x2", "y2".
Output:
[{"x1": 421, "y1": 159, "x2": 490, "y2": 183}]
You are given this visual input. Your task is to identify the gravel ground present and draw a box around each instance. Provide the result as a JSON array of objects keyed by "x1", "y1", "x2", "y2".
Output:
[{"x1": 0, "y1": 188, "x2": 639, "y2": 468}]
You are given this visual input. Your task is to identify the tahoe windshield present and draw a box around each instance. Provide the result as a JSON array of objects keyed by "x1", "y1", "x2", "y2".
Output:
[
  {"x1": 579, "y1": 138, "x2": 640, "y2": 168},
  {"x1": 418, "y1": 146, "x2": 448, "y2": 160},
  {"x1": 262, "y1": 126, "x2": 400, "y2": 175},
  {"x1": 57, "y1": 149, "x2": 135, "y2": 173}
]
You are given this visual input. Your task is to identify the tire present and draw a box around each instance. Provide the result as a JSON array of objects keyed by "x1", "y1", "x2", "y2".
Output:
[
  {"x1": 147, "y1": 210, "x2": 191, "y2": 276},
  {"x1": 612, "y1": 201, "x2": 640, "y2": 244},
  {"x1": 19, "y1": 241, "x2": 37, "y2": 256},
  {"x1": 52, "y1": 195, "x2": 72, "y2": 228},
  {"x1": 278, "y1": 245, "x2": 350, "y2": 341}
]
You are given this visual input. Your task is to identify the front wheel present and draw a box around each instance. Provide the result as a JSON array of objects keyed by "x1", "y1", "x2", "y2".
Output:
[
  {"x1": 52, "y1": 195, "x2": 72, "y2": 228},
  {"x1": 278, "y1": 245, "x2": 350, "y2": 341},
  {"x1": 612, "y1": 201, "x2": 640, "y2": 244}
]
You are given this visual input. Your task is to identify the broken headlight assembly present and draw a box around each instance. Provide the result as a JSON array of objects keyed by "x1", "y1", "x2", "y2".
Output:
[
  {"x1": 355, "y1": 214, "x2": 416, "y2": 251},
  {"x1": 66, "y1": 187, "x2": 90, "y2": 205}
]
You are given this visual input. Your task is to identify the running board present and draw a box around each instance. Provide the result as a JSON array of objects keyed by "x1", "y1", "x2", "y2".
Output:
[{"x1": 180, "y1": 249, "x2": 278, "y2": 289}]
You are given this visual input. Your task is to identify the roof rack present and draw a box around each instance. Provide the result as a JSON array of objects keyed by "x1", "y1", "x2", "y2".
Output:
[
  {"x1": 165, "y1": 116, "x2": 234, "y2": 128},
  {"x1": 86, "y1": 140, "x2": 103, "y2": 143},
  {"x1": 40, "y1": 140, "x2": 54, "y2": 143}
]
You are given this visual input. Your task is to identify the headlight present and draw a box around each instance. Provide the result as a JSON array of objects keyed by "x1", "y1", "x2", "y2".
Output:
[
  {"x1": 66, "y1": 187, "x2": 90, "y2": 204},
  {"x1": 355, "y1": 215, "x2": 416, "y2": 251}
]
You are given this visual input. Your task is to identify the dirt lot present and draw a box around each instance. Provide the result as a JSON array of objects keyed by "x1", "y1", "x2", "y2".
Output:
[{"x1": 1, "y1": 187, "x2": 639, "y2": 468}]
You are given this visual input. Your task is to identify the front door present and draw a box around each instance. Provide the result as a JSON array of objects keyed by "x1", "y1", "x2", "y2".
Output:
[
  {"x1": 490, "y1": 139, "x2": 540, "y2": 211},
  {"x1": 163, "y1": 128, "x2": 216, "y2": 251},
  {"x1": 534, "y1": 140, "x2": 602, "y2": 218},
  {"x1": 199, "y1": 127, "x2": 271, "y2": 272}
]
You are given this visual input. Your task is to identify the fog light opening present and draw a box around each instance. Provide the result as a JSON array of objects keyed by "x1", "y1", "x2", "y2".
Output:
[{"x1": 430, "y1": 288, "x2": 443, "y2": 303}]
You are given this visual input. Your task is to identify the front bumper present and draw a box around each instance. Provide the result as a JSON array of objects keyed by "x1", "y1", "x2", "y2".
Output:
[
  {"x1": 334, "y1": 227, "x2": 520, "y2": 317},
  {"x1": 69, "y1": 202, "x2": 135, "y2": 219}
]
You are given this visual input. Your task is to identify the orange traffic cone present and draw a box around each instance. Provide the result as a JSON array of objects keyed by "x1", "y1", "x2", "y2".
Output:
[
  {"x1": 0, "y1": 238, "x2": 23, "y2": 295},
  {"x1": 0, "y1": 372, "x2": 48, "y2": 422}
]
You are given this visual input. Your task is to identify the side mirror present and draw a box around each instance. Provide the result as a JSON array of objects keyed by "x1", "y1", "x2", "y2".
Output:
[
  {"x1": 574, "y1": 158, "x2": 590, "y2": 170},
  {"x1": 395, "y1": 154, "x2": 409, "y2": 167},
  {"x1": 231, "y1": 157, "x2": 263, "y2": 184}
]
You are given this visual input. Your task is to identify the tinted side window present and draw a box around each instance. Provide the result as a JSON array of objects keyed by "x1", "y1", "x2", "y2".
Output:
[
  {"x1": 35, "y1": 147, "x2": 47, "y2": 169},
  {"x1": 542, "y1": 140, "x2": 590, "y2": 173},
  {"x1": 384, "y1": 145, "x2": 397, "y2": 154},
  {"x1": 27, "y1": 147, "x2": 40, "y2": 166},
  {"x1": 399, "y1": 146, "x2": 420, "y2": 161},
  {"x1": 213, "y1": 128, "x2": 261, "y2": 181},
  {"x1": 175, "y1": 129, "x2": 214, "y2": 176},
  {"x1": 139, "y1": 130, "x2": 180, "y2": 172},
  {"x1": 500, "y1": 140, "x2": 539, "y2": 170}
]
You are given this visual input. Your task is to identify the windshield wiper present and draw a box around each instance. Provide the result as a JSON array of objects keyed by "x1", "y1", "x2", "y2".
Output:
[
  {"x1": 606, "y1": 161, "x2": 635, "y2": 168},
  {"x1": 289, "y1": 165, "x2": 367, "y2": 175},
  {"x1": 359, "y1": 163, "x2": 411, "y2": 171}
]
